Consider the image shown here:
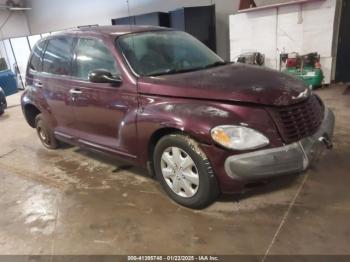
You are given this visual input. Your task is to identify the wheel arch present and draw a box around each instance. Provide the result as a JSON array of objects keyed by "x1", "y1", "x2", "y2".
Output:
[
  {"x1": 146, "y1": 126, "x2": 211, "y2": 175},
  {"x1": 148, "y1": 127, "x2": 183, "y2": 165},
  {"x1": 23, "y1": 103, "x2": 41, "y2": 128}
]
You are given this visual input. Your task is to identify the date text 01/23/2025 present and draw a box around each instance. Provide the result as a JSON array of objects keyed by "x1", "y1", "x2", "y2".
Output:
[{"x1": 127, "y1": 255, "x2": 220, "y2": 261}]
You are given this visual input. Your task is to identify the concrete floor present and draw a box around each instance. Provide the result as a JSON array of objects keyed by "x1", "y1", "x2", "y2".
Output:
[{"x1": 0, "y1": 84, "x2": 349, "y2": 257}]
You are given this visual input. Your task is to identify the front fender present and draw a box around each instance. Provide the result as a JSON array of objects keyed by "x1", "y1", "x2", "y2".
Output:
[{"x1": 137, "y1": 95, "x2": 282, "y2": 166}]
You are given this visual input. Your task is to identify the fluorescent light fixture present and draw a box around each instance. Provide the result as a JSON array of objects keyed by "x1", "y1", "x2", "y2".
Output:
[
  {"x1": 0, "y1": 5, "x2": 32, "y2": 11},
  {"x1": 9, "y1": 7, "x2": 32, "y2": 11}
]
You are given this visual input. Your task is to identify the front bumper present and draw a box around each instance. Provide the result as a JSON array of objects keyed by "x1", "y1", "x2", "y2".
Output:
[{"x1": 224, "y1": 108, "x2": 335, "y2": 179}]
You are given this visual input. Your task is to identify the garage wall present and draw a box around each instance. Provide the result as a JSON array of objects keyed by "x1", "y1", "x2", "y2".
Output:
[
  {"x1": 25, "y1": 0, "x2": 239, "y2": 60},
  {"x1": 229, "y1": 0, "x2": 338, "y2": 83},
  {"x1": 0, "y1": 0, "x2": 30, "y2": 39},
  {"x1": 24, "y1": 0, "x2": 296, "y2": 60}
]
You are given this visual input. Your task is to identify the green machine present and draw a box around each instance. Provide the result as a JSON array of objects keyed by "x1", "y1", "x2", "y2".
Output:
[{"x1": 281, "y1": 52, "x2": 324, "y2": 89}]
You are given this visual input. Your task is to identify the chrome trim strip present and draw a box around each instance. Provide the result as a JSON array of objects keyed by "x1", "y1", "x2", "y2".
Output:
[
  {"x1": 54, "y1": 131, "x2": 74, "y2": 140},
  {"x1": 78, "y1": 139, "x2": 137, "y2": 159},
  {"x1": 298, "y1": 141, "x2": 309, "y2": 169}
]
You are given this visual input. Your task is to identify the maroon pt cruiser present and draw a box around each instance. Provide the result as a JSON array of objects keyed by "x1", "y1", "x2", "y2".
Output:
[{"x1": 21, "y1": 26, "x2": 335, "y2": 208}]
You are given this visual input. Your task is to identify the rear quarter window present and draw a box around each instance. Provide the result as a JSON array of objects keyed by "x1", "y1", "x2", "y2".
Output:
[
  {"x1": 29, "y1": 40, "x2": 46, "y2": 72},
  {"x1": 42, "y1": 37, "x2": 74, "y2": 76}
]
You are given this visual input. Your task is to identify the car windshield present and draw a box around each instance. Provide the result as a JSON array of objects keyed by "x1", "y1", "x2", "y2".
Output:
[{"x1": 117, "y1": 30, "x2": 225, "y2": 77}]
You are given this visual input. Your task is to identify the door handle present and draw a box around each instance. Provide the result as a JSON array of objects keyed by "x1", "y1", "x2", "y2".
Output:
[
  {"x1": 34, "y1": 82, "x2": 43, "y2": 88},
  {"x1": 69, "y1": 88, "x2": 82, "y2": 95}
]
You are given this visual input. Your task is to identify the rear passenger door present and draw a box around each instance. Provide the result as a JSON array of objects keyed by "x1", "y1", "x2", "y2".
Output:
[
  {"x1": 26, "y1": 39, "x2": 47, "y2": 95},
  {"x1": 40, "y1": 36, "x2": 77, "y2": 137}
]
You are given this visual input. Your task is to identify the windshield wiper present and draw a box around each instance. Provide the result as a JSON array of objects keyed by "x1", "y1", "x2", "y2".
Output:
[
  {"x1": 146, "y1": 61, "x2": 228, "y2": 77},
  {"x1": 203, "y1": 61, "x2": 228, "y2": 69},
  {"x1": 147, "y1": 67, "x2": 202, "y2": 77}
]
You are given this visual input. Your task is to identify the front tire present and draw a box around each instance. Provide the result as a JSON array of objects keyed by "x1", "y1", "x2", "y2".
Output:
[
  {"x1": 153, "y1": 134, "x2": 219, "y2": 209},
  {"x1": 35, "y1": 114, "x2": 59, "y2": 149}
]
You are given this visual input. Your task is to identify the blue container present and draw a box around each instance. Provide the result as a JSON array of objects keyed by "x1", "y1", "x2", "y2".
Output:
[{"x1": 0, "y1": 69, "x2": 18, "y2": 96}]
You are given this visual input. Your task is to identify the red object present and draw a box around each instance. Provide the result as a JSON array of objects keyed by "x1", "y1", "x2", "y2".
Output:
[
  {"x1": 239, "y1": 0, "x2": 257, "y2": 10},
  {"x1": 286, "y1": 58, "x2": 298, "y2": 68},
  {"x1": 21, "y1": 26, "x2": 331, "y2": 196}
]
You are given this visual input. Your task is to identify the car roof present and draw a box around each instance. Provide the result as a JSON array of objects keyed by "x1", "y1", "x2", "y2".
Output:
[{"x1": 50, "y1": 25, "x2": 171, "y2": 38}]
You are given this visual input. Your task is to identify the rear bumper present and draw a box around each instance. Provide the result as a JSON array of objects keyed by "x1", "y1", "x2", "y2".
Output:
[{"x1": 224, "y1": 108, "x2": 335, "y2": 179}]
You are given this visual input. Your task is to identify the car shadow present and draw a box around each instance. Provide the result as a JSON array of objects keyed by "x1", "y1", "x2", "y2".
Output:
[
  {"x1": 69, "y1": 146, "x2": 153, "y2": 180},
  {"x1": 6, "y1": 104, "x2": 21, "y2": 109},
  {"x1": 0, "y1": 113, "x2": 10, "y2": 121},
  {"x1": 217, "y1": 173, "x2": 302, "y2": 203},
  {"x1": 56, "y1": 144, "x2": 304, "y2": 203}
]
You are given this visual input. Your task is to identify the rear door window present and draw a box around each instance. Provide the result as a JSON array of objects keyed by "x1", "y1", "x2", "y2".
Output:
[
  {"x1": 42, "y1": 37, "x2": 74, "y2": 76},
  {"x1": 73, "y1": 38, "x2": 118, "y2": 80},
  {"x1": 29, "y1": 40, "x2": 47, "y2": 72}
]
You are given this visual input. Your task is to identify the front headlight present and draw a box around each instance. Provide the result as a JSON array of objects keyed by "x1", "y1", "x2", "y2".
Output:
[{"x1": 211, "y1": 125, "x2": 269, "y2": 150}]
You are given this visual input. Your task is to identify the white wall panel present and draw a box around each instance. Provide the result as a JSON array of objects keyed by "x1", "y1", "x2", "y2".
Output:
[
  {"x1": 230, "y1": 8, "x2": 278, "y2": 68},
  {"x1": 10, "y1": 37, "x2": 31, "y2": 85},
  {"x1": 28, "y1": 34, "x2": 41, "y2": 49},
  {"x1": 276, "y1": 5, "x2": 303, "y2": 55},
  {"x1": 229, "y1": 0, "x2": 337, "y2": 83},
  {"x1": 301, "y1": 0, "x2": 336, "y2": 57}
]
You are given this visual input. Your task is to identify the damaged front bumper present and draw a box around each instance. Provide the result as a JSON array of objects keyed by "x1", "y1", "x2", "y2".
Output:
[{"x1": 224, "y1": 108, "x2": 335, "y2": 179}]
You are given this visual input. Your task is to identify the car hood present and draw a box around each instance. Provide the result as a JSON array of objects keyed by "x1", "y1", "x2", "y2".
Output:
[{"x1": 138, "y1": 63, "x2": 309, "y2": 106}]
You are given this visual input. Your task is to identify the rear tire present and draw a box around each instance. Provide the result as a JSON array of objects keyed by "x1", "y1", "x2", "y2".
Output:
[
  {"x1": 0, "y1": 109, "x2": 4, "y2": 116},
  {"x1": 35, "y1": 114, "x2": 59, "y2": 149},
  {"x1": 153, "y1": 133, "x2": 220, "y2": 209}
]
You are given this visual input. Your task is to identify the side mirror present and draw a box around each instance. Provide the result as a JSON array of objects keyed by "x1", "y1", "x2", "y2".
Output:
[{"x1": 88, "y1": 69, "x2": 122, "y2": 85}]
